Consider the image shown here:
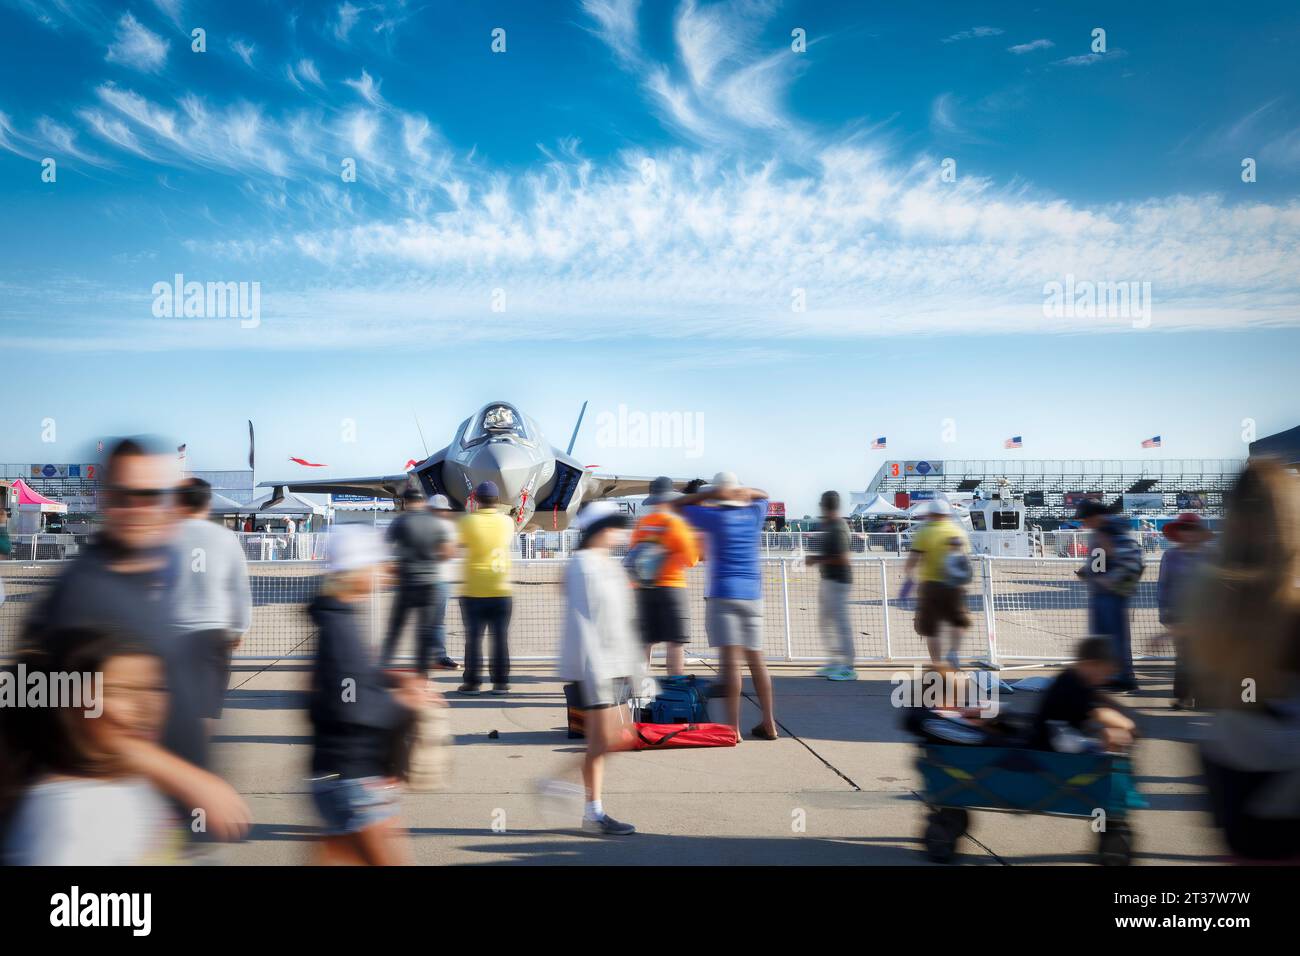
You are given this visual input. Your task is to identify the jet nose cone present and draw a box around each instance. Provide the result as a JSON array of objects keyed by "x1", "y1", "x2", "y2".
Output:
[{"x1": 466, "y1": 442, "x2": 536, "y2": 505}]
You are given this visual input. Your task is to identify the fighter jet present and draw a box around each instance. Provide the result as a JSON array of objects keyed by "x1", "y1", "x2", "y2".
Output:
[{"x1": 258, "y1": 401, "x2": 694, "y2": 530}]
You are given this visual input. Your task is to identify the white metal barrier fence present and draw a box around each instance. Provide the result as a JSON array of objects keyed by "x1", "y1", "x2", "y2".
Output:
[
  {"x1": 7, "y1": 529, "x2": 1186, "y2": 563},
  {"x1": 1, "y1": 555, "x2": 1171, "y2": 665}
]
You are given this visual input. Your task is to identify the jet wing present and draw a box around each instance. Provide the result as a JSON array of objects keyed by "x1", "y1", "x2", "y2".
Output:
[
  {"x1": 581, "y1": 473, "x2": 698, "y2": 500},
  {"x1": 257, "y1": 474, "x2": 413, "y2": 499}
]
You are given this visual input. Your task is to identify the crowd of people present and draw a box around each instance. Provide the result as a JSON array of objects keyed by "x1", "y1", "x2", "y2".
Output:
[{"x1": 1, "y1": 436, "x2": 1297, "y2": 865}]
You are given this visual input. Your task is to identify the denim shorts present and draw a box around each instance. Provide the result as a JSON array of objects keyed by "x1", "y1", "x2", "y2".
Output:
[{"x1": 310, "y1": 775, "x2": 400, "y2": 835}]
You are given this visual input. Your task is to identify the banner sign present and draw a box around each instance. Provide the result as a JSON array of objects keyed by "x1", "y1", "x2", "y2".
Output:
[
  {"x1": 1123, "y1": 492, "x2": 1164, "y2": 512},
  {"x1": 1063, "y1": 491, "x2": 1103, "y2": 509}
]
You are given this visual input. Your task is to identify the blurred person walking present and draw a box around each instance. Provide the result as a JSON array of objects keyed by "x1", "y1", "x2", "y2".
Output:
[
  {"x1": 557, "y1": 502, "x2": 643, "y2": 835},
  {"x1": 1157, "y1": 512, "x2": 1213, "y2": 709},
  {"x1": 630, "y1": 476, "x2": 699, "y2": 675},
  {"x1": 1, "y1": 628, "x2": 188, "y2": 864},
  {"x1": 458, "y1": 481, "x2": 514, "y2": 695},
  {"x1": 1189, "y1": 459, "x2": 1300, "y2": 863},
  {"x1": 670, "y1": 473, "x2": 778, "y2": 741},
  {"x1": 1075, "y1": 499, "x2": 1145, "y2": 692},
  {"x1": 806, "y1": 490, "x2": 855, "y2": 680},
  {"x1": 902, "y1": 499, "x2": 972, "y2": 668},
  {"x1": 309, "y1": 525, "x2": 429, "y2": 865},
  {"x1": 382, "y1": 489, "x2": 458, "y2": 674},
  {"x1": 173, "y1": 477, "x2": 252, "y2": 729},
  {"x1": 20, "y1": 437, "x2": 250, "y2": 841}
]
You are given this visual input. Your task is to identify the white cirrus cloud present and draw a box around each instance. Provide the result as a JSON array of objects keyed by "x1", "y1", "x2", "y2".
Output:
[
  {"x1": 1008, "y1": 39, "x2": 1054, "y2": 55},
  {"x1": 942, "y1": 26, "x2": 1003, "y2": 43},
  {"x1": 105, "y1": 12, "x2": 169, "y2": 73}
]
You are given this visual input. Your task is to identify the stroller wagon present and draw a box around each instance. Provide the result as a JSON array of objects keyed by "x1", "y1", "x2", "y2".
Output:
[{"x1": 917, "y1": 743, "x2": 1139, "y2": 865}]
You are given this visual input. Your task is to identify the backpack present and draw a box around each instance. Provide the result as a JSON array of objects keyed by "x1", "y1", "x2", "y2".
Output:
[
  {"x1": 623, "y1": 541, "x2": 668, "y2": 586},
  {"x1": 647, "y1": 679, "x2": 711, "y2": 724},
  {"x1": 942, "y1": 551, "x2": 973, "y2": 588}
]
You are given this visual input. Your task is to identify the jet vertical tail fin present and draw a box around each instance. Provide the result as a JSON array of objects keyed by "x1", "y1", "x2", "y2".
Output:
[{"x1": 566, "y1": 400, "x2": 588, "y2": 456}]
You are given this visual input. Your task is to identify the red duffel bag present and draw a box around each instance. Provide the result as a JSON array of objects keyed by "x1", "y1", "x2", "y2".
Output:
[{"x1": 632, "y1": 722, "x2": 738, "y2": 750}]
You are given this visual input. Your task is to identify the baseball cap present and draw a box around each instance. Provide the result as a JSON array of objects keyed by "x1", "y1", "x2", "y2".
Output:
[
  {"x1": 428, "y1": 494, "x2": 452, "y2": 511},
  {"x1": 924, "y1": 498, "x2": 952, "y2": 516},
  {"x1": 327, "y1": 525, "x2": 387, "y2": 573},
  {"x1": 474, "y1": 481, "x2": 500, "y2": 499},
  {"x1": 711, "y1": 471, "x2": 739, "y2": 488}
]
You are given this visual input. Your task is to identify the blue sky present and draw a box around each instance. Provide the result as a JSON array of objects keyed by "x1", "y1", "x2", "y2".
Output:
[{"x1": 1, "y1": 0, "x2": 1298, "y2": 511}]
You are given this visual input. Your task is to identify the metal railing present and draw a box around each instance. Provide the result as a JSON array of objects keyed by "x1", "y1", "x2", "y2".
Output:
[
  {"x1": 5, "y1": 528, "x2": 1193, "y2": 563},
  {"x1": 1, "y1": 554, "x2": 1171, "y2": 666}
]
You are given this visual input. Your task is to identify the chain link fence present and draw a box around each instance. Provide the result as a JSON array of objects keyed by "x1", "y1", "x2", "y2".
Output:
[{"x1": 2, "y1": 555, "x2": 1170, "y2": 666}]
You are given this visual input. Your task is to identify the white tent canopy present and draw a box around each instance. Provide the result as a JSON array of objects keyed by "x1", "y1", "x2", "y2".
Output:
[
  {"x1": 849, "y1": 493, "x2": 908, "y2": 518},
  {"x1": 245, "y1": 491, "x2": 329, "y2": 516},
  {"x1": 205, "y1": 491, "x2": 249, "y2": 516}
]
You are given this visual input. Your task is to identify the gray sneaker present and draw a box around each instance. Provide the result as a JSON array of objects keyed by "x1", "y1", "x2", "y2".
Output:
[
  {"x1": 582, "y1": 814, "x2": 636, "y2": 836},
  {"x1": 490, "y1": 684, "x2": 511, "y2": 696}
]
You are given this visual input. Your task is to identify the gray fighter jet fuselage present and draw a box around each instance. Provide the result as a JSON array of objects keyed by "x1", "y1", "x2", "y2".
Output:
[{"x1": 260, "y1": 401, "x2": 687, "y2": 530}]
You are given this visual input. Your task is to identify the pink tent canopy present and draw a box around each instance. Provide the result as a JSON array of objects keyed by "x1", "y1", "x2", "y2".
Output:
[{"x1": 10, "y1": 479, "x2": 66, "y2": 509}]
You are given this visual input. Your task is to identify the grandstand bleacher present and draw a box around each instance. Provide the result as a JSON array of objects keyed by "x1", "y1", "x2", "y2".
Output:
[{"x1": 866, "y1": 458, "x2": 1243, "y2": 526}]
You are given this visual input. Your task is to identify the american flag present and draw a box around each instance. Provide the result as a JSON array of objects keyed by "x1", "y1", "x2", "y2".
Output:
[
  {"x1": 1004, "y1": 436, "x2": 1022, "y2": 449},
  {"x1": 871, "y1": 437, "x2": 887, "y2": 449},
  {"x1": 177, "y1": 443, "x2": 187, "y2": 461},
  {"x1": 1141, "y1": 435, "x2": 1161, "y2": 448}
]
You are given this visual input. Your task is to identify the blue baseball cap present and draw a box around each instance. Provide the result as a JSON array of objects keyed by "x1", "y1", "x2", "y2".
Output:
[{"x1": 475, "y1": 481, "x2": 500, "y2": 499}]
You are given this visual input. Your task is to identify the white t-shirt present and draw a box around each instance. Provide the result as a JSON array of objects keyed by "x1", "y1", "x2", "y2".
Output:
[
  {"x1": 172, "y1": 517, "x2": 253, "y2": 634},
  {"x1": 3, "y1": 777, "x2": 182, "y2": 866}
]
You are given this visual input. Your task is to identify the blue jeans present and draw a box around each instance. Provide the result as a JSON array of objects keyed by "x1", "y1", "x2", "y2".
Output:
[
  {"x1": 383, "y1": 581, "x2": 448, "y2": 672},
  {"x1": 460, "y1": 596, "x2": 512, "y2": 688},
  {"x1": 1089, "y1": 589, "x2": 1135, "y2": 684}
]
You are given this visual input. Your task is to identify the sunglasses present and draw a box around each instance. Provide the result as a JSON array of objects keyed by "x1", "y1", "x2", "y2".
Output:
[{"x1": 103, "y1": 486, "x2": 177, "y2": 509}]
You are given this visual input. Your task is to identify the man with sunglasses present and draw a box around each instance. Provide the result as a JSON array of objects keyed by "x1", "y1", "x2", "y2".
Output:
[{"x1": 20, "y1": 437, "x2": 251, "y2": 843}]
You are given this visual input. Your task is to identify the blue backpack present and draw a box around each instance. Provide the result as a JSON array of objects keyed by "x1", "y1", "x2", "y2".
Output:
[{"x1": 648, "y1": 676, "x2": 712, "y2": 724}]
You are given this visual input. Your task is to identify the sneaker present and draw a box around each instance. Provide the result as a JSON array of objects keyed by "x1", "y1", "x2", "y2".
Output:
[
  {"x1": 827, "y1": 666, "x2": 857, "y2": 681},
  {"x1": 815, "y1": 664, "x2": 838, "y2": 678},
  {"x1": 457, "y1": 683, "x2": 481, "y2": 695},
  {"x1": 434, "y1": 657, "x2": 460, "y2": 670},
  {"x1": 582, "y1": 814, "x2": 636, "y2": 836},
  {"x1": 489, "y1": 684, "x2": 511, "y2": 696}
]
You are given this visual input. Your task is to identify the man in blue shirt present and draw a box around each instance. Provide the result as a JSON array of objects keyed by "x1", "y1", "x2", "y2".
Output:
[{"x1": 670, "y1": 472, "x2": 778, "y2": 741}]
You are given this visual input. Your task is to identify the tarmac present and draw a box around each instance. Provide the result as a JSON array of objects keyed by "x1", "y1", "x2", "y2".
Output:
[{"x1": 214, "y1": 661, "x2": 1226, "y2": 866}]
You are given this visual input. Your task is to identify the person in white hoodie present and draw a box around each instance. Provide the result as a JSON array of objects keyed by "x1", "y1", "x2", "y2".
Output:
[{"x1": 557, "y1": 501, "x2": 644, "y2": 836}]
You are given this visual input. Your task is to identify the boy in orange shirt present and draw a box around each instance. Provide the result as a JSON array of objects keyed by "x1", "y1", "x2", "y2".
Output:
[{"x1": 630, "y1": 476, "x2": 700, "y2": 675}]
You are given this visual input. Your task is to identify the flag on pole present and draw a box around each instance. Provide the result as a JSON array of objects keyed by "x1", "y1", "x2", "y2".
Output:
[
  {"x1": 247, "y1": 421, "x2": 255, "y2": 471},
  {"x1": 871, "y1": 437, "x2": 887, "y2": 450},
  {"x1": 1141, "y1": 435, "x2": 1161, "y2": 448},
  {"x1": 1004, "y1": 436, "x2": 1022, "y2": 449},
  {"x1": 289, "y1": 456, "x2": 327, "y2": 467},
  {"x1": 177, "y1": 443, "x2": 187, "y2": 461}
]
